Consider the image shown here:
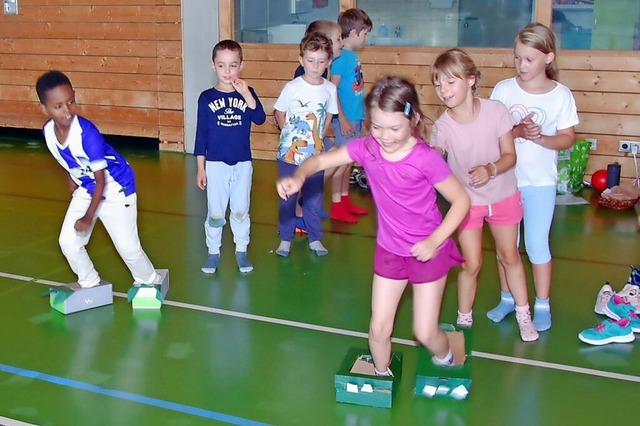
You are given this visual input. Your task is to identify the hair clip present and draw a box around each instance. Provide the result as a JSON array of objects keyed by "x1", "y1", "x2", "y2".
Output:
[{"x1": 404, "y1": 101, "x2": 411, "y2": 116}]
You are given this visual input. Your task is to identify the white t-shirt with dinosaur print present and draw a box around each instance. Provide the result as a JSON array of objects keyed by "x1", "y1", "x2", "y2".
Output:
[{"x1": 274, "y1": 76, "x2": 338, "y2": 166}]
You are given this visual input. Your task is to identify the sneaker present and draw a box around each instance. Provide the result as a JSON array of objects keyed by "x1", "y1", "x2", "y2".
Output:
[
  {"x1": 355, "y1": 171, "x2": 369, "y2": 190},
  {"x1": 594, "y1": 283, "x2": 613, "y2": 315},
  {"x1": 349, "y1": 168, "x2": 358, "y2": 185},
  {"x1": 578, "y1": 318, "x2": 635, "y2": 345},
  {"x1": 617, "y1": 284, "x2": 640, "y2": 311},
  {"x1": 628, "y1": 265, "x2": 640, "y2": 286},
  {"x1": 604, "y1": 295, "x2": 640, "y2": 332},
  {"x1": 456, "y1": 310, "x2": 473, "y2": 328},
  {"x1": 201, "y1": 253, "x2": 220, "y2": 274},
  {"x1": 515, "y1": 307, "x2": 539, "y2": 342},
  {"x1": 351, "y1": 167, "x2": 369, "y2": 189}
]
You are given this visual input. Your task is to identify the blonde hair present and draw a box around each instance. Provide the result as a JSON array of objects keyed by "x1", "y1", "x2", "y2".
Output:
[
  {"x1": 517, "y1": 23, "x2": 559, "y2": 81},
  {"x1": 365, "y1": 77, "x2": 429, "y2": 141},
  {"x1": 430, "y1": 48, "x2": 481, "y2": 95},
  {"x1": 305, "y1": 20, "x2": 341, "y2": 39}
]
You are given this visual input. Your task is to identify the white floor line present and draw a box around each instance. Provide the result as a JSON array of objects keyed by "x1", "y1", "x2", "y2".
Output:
[
  {"x1": 4, "y1": 273, "x2": 640, "y2": 384},
  {"x1": 0, "y1": 416, "x2": 38, "y2": 426}
]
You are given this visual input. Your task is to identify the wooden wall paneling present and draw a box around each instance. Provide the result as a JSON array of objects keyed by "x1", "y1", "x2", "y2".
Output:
[
  {"x1": 219, "y1": 0, "x2": 234, "y2": 40},
  {"x1": 0, "y1": 0, "x2": 183, "y2": 151}
]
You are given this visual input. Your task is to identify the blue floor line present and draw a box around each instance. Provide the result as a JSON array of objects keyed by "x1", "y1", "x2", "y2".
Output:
[{"x1": 0, "y1": 363, "x2": 271, "y2": 426}]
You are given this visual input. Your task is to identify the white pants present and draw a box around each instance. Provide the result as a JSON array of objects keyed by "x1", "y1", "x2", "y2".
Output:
[
  {"x1": 204, "y1": 161, "x2": 252, "y2": 254},
  {"x1": 59, "y1": 190, "x2": 156, "y2": 287}
]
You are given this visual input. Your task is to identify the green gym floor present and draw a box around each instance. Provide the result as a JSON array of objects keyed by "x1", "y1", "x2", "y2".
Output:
[{"x1": 0, "y1": 132, "x2": 639, "y2": 426}]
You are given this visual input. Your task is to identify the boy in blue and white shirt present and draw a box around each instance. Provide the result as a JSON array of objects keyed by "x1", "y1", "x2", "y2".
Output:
[{"x1": 36, "y1": 70, "x2": 160, "y2": 288}]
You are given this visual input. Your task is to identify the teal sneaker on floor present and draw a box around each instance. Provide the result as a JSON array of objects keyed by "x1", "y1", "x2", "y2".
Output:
[
  {"x1": 578, "y1": 318, "x2": 635, "y2": 346},
  {"x1": 603, "y1": 295, "x2": 640, "y2": 332}
]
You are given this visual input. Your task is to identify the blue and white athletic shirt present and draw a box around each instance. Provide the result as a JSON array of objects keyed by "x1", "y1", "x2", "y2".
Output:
[{"x1": 43, "y1": 115, "x2": 136, "y2": 199}]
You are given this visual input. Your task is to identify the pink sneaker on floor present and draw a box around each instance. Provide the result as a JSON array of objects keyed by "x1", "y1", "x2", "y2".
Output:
[
  {"x1": 594, "y1": 283, "x2": 613, "y2": 315},
  {"x1": 516, "y1": 308, "x2": 539, "y2": 342},
  {"x1": 617, "y1": 284, "x2": 640, "y2": 311}
]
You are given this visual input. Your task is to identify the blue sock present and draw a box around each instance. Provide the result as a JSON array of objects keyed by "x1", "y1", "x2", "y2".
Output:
[
  {"x1": 201, "y1": 253, "x2": 220, "y2": 274},
  {"x1": 235, "y1": 251, "x2": 253, "y2": 273},
  {"x1": 486, "y1": 291, "x2": 515, "y2": 323},
  {"x1": 533, "y1": 297, "x2": 551, "y2": 331}
]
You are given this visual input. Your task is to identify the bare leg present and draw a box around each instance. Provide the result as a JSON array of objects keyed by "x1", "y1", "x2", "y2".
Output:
[
  {"x1": 368, "y1": 274, "x2": 407, "y2": 373},
  {"x1": 456, "y1": 228, "x2": 483, "y2": 325},
  {"x1": 489, "y1": 223, "x2": 538, "y2": 341},
  {"x1": 413, "y1": 275, "x2": 450, "y2": 359}
]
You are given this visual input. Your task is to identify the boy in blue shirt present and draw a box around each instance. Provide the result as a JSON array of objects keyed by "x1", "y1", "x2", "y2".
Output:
[
  {"x1": 330, "y1": 8, "x2": 372, "y2": 223},
  {"x1": 36, "y1": 70, "x2": 161, "y2": 288},
  {"x1": 194, "y1": 40, "x2": 266, "y2": 274}
]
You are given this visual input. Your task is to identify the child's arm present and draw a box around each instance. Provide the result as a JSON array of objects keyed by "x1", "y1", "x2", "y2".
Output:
[
  {"x1": 276, "y1": 146, "x2": 352, "y2": 199},
  {"x1": 75, "y1": 169, "x2": 106, "y2": 232},
  {"x1": 515, "y1": 113, "x2": 574, "y2": 150},
  {"x1": 536, "y1": 127, "x2": 575, "y2": 150},
  {"x1": 329, "y1": 74, "x2": 355, "y2": 137},
  {"x1": 468, "y1": 131, "x2": 516, "y2": 187},
  {"x1": 410, "y1": 174, "x2": 470, "y2": 262},
  {"x1": 195, "y1": 155, "x2": 207, "y2": 190},
  {"x1": 274, "y1": 110, "x2": 286, "y2": 130},
  {"x1": 321, "y1": 113, "x2": 334, "y2": 138}
]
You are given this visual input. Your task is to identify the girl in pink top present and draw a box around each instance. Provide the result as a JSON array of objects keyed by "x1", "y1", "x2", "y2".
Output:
[
  {"x1": 277, "y1": 77, "x2": 470, "y2": 373},
  {"x1": 430, "y1": 49, "x2": 538, "y2": 342}
]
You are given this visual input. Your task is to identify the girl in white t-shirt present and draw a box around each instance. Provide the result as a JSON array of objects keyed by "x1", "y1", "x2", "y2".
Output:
[
  {"x1": 430, "y1": 48, "x2": 538, "y2": 342},
  {"x1": 489, "y1": 23, "x2": 579, "y2": 332}
]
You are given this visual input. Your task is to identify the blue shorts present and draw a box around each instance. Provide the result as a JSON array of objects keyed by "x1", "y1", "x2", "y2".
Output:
[
  {"x1": 373, "y1": 239, "x2": 463, "y2": 284},
  {"x1": 322, "y1": 136, "x2": 336, "y2": 151},
  {"x1": 332, "y1": 118, "x2": 363, "y2": 147}
]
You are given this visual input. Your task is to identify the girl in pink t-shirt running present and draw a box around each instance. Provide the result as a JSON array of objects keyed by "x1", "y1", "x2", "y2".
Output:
[
  {"x1": 277, "y1": 76, "x2": 470, "y2": 373},
  {"x1": 430, "y1": 48, "x2": 538, "y2": 342}
]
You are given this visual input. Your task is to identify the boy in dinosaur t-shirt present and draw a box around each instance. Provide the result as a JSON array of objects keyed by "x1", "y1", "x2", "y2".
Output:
[{"x1": 273, "y1": 32, "x2": 338, "y2": 258}]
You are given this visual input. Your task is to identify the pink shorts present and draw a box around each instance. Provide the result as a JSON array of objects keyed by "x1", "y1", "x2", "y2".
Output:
[
  {"x1": 374, "y1": 238, "x2": 463, "y2": 284},
  {"x1": 459, "y1": 190, "x2": 523, "y2": 231}
]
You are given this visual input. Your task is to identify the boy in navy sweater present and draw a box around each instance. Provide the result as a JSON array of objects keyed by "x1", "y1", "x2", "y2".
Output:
[{"x1": 194, "y1": 40, "x2": 266, "y2": 274}]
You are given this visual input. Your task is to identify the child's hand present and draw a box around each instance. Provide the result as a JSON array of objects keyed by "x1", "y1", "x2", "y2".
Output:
[
  {"x1": 338, "y1": 116, "x2": 355, "y2": 137},
  {"x1": 231, "y1": 78, "x2": 249, "y2": 96},
  {"x1": 519, "y1": 113, "x2": 542, "y2": 142},
  {"x1": 276, "y1": 176, "x2": 303, "y2": 200},
  {"x1": 196, "y1": 169, "x2": 207, "y2": 190},
  {"x1": 74, "y1": 215, "x2": 92, "y2": 232},
  {"x1": 410, "y1": 237, "x2": 439, "y2": 262},
  {"x1": 468, "y1": 164, "x2": 492, "y2": 187}
]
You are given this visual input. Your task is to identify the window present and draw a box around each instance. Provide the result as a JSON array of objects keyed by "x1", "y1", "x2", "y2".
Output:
[
  {"x1": 552, "y1": 0, "x2": 640, "y2": 50},
  {"x1": 358, "y1": 0, "x2": 533, "y2": 47},
  {"x1": 235, "y1": 0, "x2": 340, "y2": 44}
]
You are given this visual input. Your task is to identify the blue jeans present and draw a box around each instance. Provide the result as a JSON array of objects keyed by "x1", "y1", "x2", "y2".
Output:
[{"x1": 278, "y1": 160, "x2": 324, "y2": 242}]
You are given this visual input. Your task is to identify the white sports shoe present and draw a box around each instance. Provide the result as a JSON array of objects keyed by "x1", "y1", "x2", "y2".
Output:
[
  {"x1": 617, "y1": 284, "x2": 640, "y2": 311},
  {"x1": 595, "y1": 283, "x2": 613, "y2": 315}
]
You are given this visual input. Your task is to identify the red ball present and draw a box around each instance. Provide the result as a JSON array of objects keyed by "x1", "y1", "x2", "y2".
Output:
[{"x1": 591, "y1": 169, "x2": 608, "y2": 192}]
